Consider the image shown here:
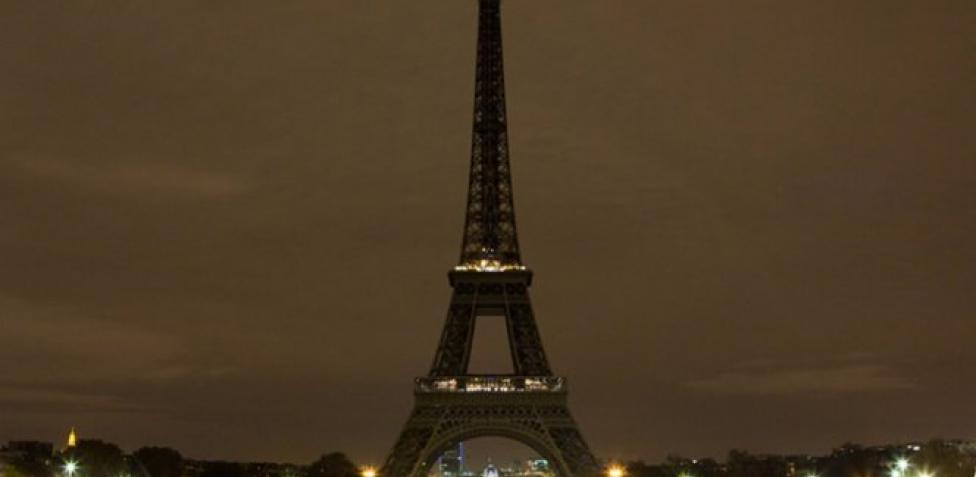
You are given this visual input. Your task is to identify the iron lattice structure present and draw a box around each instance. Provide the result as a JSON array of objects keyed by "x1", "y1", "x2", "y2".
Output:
[
  {"x1": 459, "y1": 0, "x2": 520, "y2": 270},
  {"x1": 381, "y1": 2, "x2": 600, "y2": 477}
]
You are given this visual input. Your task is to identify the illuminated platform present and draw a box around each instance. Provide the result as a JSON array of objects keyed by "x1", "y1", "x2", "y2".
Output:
[{"x1": 415, "y1": 376, "x2": 566, "y2": 394}]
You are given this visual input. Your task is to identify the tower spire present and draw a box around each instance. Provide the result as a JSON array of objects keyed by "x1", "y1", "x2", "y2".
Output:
[{"x1": 457, "y1": 0, "x2": 522, "y2": 272}]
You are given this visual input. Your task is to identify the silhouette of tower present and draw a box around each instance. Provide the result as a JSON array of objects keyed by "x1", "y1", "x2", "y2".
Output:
[{"x1": 380, "y1": 2, "x2": 599, "y2": 476}]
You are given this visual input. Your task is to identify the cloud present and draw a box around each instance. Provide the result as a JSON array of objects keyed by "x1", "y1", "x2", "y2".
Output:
[
  {"x1": 0, "y1": 294, "x2": 251, "y2": 417},
  {"x1": 687, "y1": 364, "x2": 913, "y2": 395},
  {"x1": 9, "y1": 156, "x2": 249, "y2": 198},
  {"x1": 0, "y1": 294, "x2": 188, "y2": 383},
  {"x1": 0, "y1": 387, "x2": 149, "y2": 414}
]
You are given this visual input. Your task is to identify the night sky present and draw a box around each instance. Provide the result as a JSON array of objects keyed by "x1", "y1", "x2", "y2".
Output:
[{"x1": 2, "y1": 0, "x2": 974, "y2": 466}]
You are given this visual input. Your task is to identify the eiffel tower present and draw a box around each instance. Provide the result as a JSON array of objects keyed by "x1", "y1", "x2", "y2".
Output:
[{"x1": 380, "y1": 2, "x2": 600, "y2": 477}]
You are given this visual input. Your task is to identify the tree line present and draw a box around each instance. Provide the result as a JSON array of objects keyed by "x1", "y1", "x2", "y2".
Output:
[
  {"x1": 627, "y1": 440, "x2": 976, "y2": 477},
  {"x1": 1, "y1": 439, "x2": 360, "y2": 477}
]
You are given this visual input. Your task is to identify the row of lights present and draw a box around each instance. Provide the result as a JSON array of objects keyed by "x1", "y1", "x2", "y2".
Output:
[
  {"x1": 606, "y1": 457, "x2": 936, "y2": 477},
  {"x1": 62, "y1": 463, "x2": 616, "y2": 477},
  {"x1": 61, "y1": 461, "x2": 378, "y2": 477},
  {"x1": 59, "y1": 458, "x2": 934, "y2": 477},
  {"x1": 358, "y1": 464, "x2": 629, "y2": 477},
  {"x1": 892, "y1": 457, "x2": 935, "y2": 477}
]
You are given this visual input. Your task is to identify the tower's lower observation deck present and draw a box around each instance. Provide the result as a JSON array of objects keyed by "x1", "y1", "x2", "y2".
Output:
[{"x1": 415, "y1": 376, "x2": 565, "y2": 394}]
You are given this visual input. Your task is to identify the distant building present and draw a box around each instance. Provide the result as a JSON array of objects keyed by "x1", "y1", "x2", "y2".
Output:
[
  {"x1": 482, "y1": 462, "x2": 499, "y2": 477},
  {"x1": 527, "y1": 459, "x2": 550, "y2": 474},
  {"x1": 65, "y1": 427, "x2": 77, "y2": 450},
  {"x1": 439, "y1": 443, "x2": 464, "y2": 477}
]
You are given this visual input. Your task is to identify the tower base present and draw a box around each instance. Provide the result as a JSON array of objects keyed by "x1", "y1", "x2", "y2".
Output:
[{"x1": 381, "y1": 377, "x2": 600, "y2": 477}]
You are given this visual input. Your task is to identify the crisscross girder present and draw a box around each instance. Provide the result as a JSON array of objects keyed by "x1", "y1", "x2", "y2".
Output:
[{"x1": 459, "y1": 0, "x2": 522, "y2": 269}]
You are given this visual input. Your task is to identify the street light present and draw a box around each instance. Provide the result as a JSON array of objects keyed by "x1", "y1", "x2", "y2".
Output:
[
  {"x1": 607, "y1": 465, "x2": 626, "y2": 477},
  {"x1": 63, "y1": 460, "x2": 79, "y2": 477},
  {"x1": 361, "y1": 466, "x2": 378, "y2": 477},
  {"x1": 890, "y1": 457, "x2": 911, "y2": 477}
]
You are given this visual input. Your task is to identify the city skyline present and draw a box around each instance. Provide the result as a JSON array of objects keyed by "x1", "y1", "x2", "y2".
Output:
[
  {"x1": 3, "y1": 431, "x2": 972, "y2": 474},
  {"x1": 2, "y1": 0, "x2": 974, "y2": 466}
]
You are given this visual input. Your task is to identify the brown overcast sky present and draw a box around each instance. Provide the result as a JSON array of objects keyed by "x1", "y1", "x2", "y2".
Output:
[{"x1": 1, "y1": 0, "x2": 974, "y2": 466}]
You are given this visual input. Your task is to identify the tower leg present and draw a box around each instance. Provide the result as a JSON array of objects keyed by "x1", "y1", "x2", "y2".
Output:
[
  {"x1": 430, "y1": 300, "x2": 478, "y2": 376},
  {"x1": 506, "y1": 302, "x2": 551, "y2": 376}
]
